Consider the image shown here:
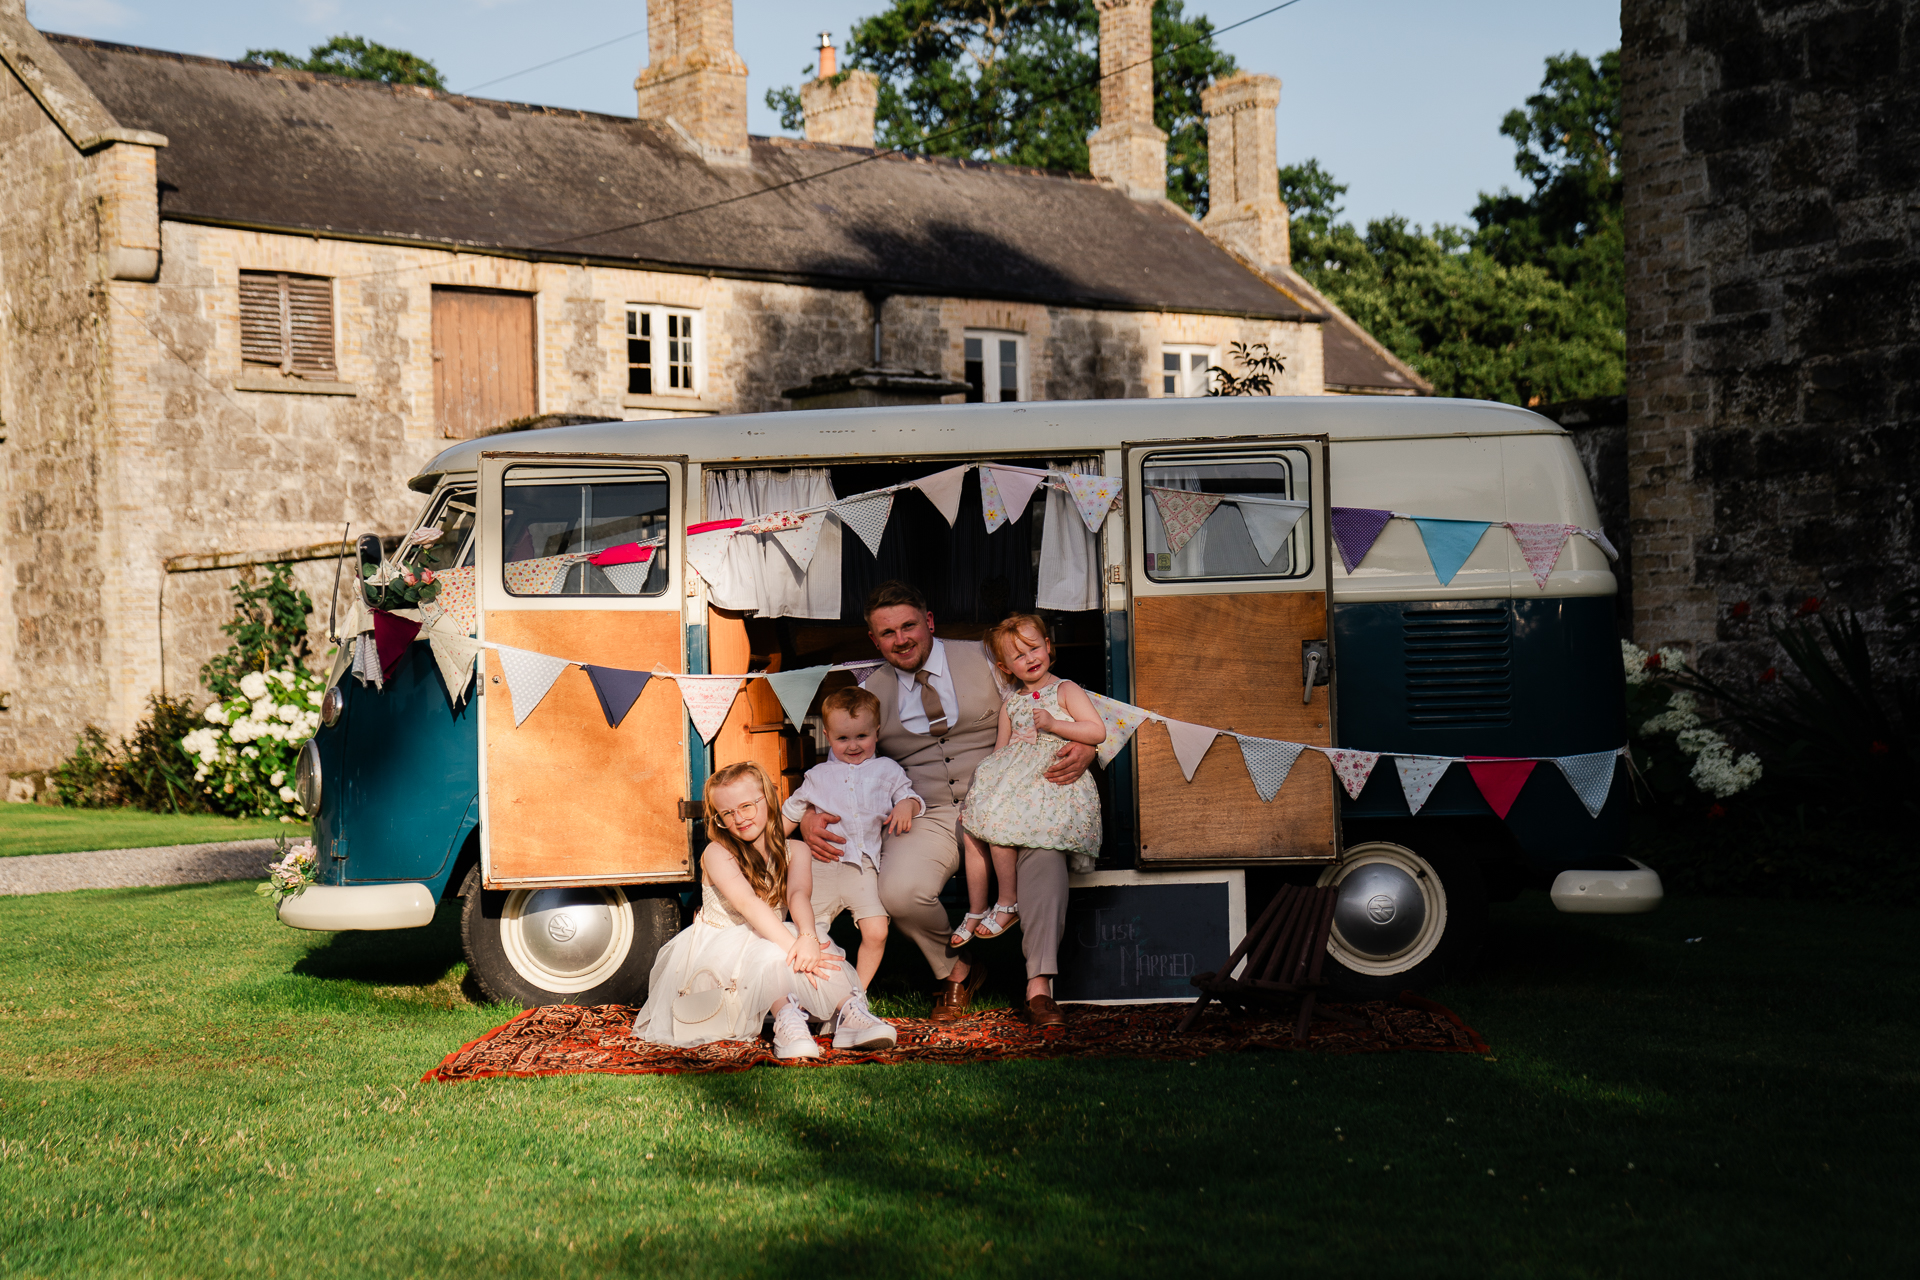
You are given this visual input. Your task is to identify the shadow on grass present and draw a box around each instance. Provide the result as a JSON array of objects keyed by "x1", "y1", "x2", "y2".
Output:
[{"x1": 291, "y1": 899, "x2": 466, "y2": 989}]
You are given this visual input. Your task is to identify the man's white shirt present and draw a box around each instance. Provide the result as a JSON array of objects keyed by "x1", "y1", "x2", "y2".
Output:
[{"x1": 782, "y1": 754, "x2": 924, "y2": 869}]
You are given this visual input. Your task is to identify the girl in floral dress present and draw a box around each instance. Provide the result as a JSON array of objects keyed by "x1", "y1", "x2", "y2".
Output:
[{"x1": 952, "y1": 614, "x2": 1106, "y2": 945}]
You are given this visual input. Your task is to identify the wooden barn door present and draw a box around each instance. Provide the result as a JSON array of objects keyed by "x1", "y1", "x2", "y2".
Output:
[
  {"x1": 1125, "y1": 434, "x2": 1339, "y2": 865},
  {"x1": 434, "y1": 288, "x2": 536, "y2": 439}
]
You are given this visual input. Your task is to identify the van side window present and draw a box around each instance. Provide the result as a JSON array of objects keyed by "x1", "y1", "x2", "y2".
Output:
[
  {"x1": 1142, "y1": 449, "x2": 1313, "y2": 581},
  {"x1": 502, "y1": 465, "x2": 670, "y2": 596},
  {"x1": 414, "y1": 488, "x2": 477, "y2": 573}
]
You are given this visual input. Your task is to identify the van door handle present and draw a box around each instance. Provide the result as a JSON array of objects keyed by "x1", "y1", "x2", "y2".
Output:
[{"x1": 1302, "y1": 640, "x2": 1330, "y2": 704}]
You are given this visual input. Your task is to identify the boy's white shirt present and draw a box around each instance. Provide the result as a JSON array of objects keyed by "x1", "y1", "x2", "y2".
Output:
[{"x1": 782, "y1": 753, "x2": 924, "y2": 870}]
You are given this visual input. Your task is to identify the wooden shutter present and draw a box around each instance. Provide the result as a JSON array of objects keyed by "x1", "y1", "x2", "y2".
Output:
[
  {"x1": 238, "y1": 272, "x2": 286, "y2": 367},
  {"x1": 238, "y1": 271, "x2": 335, "y2": 375},
  {"x1": 286, "y1": 276, "x2": 336, "y2": 375},
  {"x1": 434, "y1": 288, "x2": 537, "y2": 439}
]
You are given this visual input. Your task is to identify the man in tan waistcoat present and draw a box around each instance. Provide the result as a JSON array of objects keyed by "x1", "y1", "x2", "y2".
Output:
[{"x1": 798, "y1": 581, "x2": 1096, "y2": 1026}]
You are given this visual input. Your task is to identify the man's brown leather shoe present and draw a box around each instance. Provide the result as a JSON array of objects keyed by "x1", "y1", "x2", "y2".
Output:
[
  {"x1": 1026, "y1": 995, "x2": 1066, "y2": 1029},
  {"x1": 929, "y1": 964, "x2": 986, "y2": 1023}
]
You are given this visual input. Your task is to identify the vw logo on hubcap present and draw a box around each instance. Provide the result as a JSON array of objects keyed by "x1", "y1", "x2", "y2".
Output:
[
  {"x1": 1366, "y1": 894, "x2": 1397, "y2": 924},
  {"x1": 547, "y1": 912, "x2": 579, "y2": 943}
]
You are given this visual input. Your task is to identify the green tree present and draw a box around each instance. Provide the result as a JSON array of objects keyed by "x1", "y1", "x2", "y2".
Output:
[
  {"x1": 242, "y1": 35, "x2": 446, "y2": 89},
  {"x1": 1277, "y1": 158, "x2": 1348, "y2": 265},
  {"x1": 199, "y1": 565, "x2": 316, "y2": 700},
  {"x1": 767, "y1": 1, "x2": 1236, "y2": 212}
]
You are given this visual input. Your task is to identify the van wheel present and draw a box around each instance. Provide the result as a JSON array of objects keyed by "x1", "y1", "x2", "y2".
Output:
[
  {"x1": 1314, "y1": 841, "x2": 1486, "y2": 999},
  {"x1": 458, "y1": 865, "x2": 678, "y2": 1008}
]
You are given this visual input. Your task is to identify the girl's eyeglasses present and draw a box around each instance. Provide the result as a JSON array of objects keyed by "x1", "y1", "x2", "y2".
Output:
[{"x1": 714, "y1": 797, "x2": 764, "y2": 826}]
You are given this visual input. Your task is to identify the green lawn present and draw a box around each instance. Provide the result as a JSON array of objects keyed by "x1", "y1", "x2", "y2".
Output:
[
  {"x1": 0, "y1": 805, "x2": 308, "y2": 857},
  {"x1": 0, "y1": 883, "x2": 1914, "y2": 1278}
]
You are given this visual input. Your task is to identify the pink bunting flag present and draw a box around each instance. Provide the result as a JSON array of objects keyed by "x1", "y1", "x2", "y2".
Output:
[
  {"x1": 426, "y1": 564, "x2": 475, "y2": 637},
  {"x1": 1392, "y1": 755, "x2": 1452, "y2": 815},
  {"x1": 1507, "y1": 522, "x2": 1572, "y2": 589},
  {"x1": 985, "y1": 467, "x2": 1044, "y2": 527},
  {"x1": 675, "y1": 675, "x2": 744, "y2": 744},
  {"x1": 1061, "y1": 471, "x2": 1121, "y2": 533},
  {"x1": 1465, "y1": 756, "x2": 1538, "y2": 819},
  {"x1": 1162, "y1": 717, "x2": 1221, "y2": 782},
  {"x1": 1323, "y1": 748, "x2": 1382, "y2": 799},
  {"x1": 742, "y1": 510, "x2": 808, "y2": 534},
  {"x1": 1149, "y1": 487, "x2": 1223, "y2": 555},
  {"x1": 912, "y1": 466, "x2": 971, "y2": 527},
  {"x1": 589, "y1": 542, "x2": 654, "y2": 566}
]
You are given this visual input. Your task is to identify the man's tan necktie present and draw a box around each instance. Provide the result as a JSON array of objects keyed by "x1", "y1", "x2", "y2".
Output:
[{"x1": 913, "y1": 668, "x2": 950, "y2": 736}]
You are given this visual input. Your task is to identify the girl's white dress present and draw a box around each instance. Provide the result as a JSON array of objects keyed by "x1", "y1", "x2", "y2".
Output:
[{"x1": 630, "y1": 878, "x2": 855, "y2": 1047}]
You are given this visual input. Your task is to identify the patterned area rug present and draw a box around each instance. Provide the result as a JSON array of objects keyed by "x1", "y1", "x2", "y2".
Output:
[{"x1": 422, "y1": 995, "x2": 1488, "y2": 1083}]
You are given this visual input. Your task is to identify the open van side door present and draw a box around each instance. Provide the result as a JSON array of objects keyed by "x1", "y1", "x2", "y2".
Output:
[
  {"x1": 476, "y1": 451, "x2": 690, "y2": 888},
  {"x1": 1124, "y1": 433, "x2": 1339, "y2": 865}
]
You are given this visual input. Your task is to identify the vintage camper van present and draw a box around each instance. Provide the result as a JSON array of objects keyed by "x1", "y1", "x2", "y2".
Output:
[{"x1": 283, "y1": 397, "x2": 1658, "y2": 1006}]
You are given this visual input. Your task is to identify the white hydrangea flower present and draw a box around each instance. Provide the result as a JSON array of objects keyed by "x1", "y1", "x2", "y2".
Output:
[
  {"x1": 241, "y1": 745, "x2": 260, "y2": 759},
  {"x1": 1621, "y1": 640, "x2": 1651, "y2": 686},
  {"x1": 239, "y1": 671, "x2": 270, "y2": 701},
  {"x1": 278, "y1": 786, "x2": 298, "y2": 803},
  {"x1": 270, "y1": 670, "x2": 294, "y2": 686},
  {"x1": 1674, "y1": 727, "x2": 1723, "y2": 757},
  {"x1": 1690, "y1": 740, "x2": 1763, "y2": 798},
  {"x1": 1639, "y1": 691, "x2": 1702, "y2": 737},
  {"x1": 269, "y1": 770, "x2": 286, "y2": 787},
  {"x1": 203, "y1": 702, "x2": 229, "y2": 725}
]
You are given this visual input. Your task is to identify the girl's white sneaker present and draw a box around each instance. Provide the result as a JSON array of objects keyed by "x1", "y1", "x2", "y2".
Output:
[
  {"x1": 832, "y1": 992, "x2": 899, "y2": 1050},
  {"x1": 771, "y1": 1003, "x2": 821, "y2": 1060}
]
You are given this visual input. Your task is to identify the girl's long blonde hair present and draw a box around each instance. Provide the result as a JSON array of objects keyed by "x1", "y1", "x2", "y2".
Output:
[{"x1": 703, "y1": 761, "x2": 789, "y2": 907}]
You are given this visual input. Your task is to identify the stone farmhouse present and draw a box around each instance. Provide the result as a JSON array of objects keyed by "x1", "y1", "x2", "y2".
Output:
[{"x1": 0, "y1": 0, "x2": 1424, "y2": 784}]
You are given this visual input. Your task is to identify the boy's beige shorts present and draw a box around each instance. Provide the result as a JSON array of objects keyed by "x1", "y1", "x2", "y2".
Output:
[{"x1": 810, "y1": 858, "x2": 887, "y2": 928}]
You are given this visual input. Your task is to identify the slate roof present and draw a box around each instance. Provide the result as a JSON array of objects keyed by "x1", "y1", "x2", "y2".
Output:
[{"x1": 49, "y1": 34, "x2": 1317, "y2": 322}]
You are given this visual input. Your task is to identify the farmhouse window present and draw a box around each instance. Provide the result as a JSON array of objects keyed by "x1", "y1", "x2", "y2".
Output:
[
  {"x1": 433, "y1": 287, "x2": 537, "y2": 439},
  {"x1": 238, "y1": 271, "x2": 336, "y2": 375},
  {"x1": 1161, "y1": 346, "x2": 1217, "y2": 397},
  {"x1": 626, "y1": 306, "x2": 700, "y2": 396},
  {"x1": 963, "y1": 331, "x2": 1024, "y2": 403}
]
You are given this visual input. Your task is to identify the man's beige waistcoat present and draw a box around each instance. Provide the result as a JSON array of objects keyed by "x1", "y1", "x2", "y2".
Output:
[{"x1": 869, "y1": 640, "x2": 1002, "y2": 810}]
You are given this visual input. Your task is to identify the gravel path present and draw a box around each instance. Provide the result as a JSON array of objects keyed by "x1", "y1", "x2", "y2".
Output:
[{"x1": 0, "y1": 839, "x2": 280, "y2": 897}]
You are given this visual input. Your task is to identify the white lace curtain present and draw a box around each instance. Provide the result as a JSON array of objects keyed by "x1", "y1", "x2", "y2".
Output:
[{"x1": 703, "y1": 468, "x2": 843, "y2": 619}]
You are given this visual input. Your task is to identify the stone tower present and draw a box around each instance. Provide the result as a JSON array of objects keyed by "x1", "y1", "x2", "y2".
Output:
[
  {"x1": 1200, "y1": 73, "x2": 1290, "y2": 269},
  {"x1": 1086, "y1": 0, "x2": 1167, "y2": 199},
  {"x1": 635, "y1": 0, "x2": 750, "y2": 156},
  {"x1": 800, "y1": 33, "x2": 879, "y2": 149}
]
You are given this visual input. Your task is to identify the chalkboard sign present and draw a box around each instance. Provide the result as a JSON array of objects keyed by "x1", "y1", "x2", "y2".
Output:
[{"x1": 1055, "y1": 870, "x2": 1246, "y2": 1004}]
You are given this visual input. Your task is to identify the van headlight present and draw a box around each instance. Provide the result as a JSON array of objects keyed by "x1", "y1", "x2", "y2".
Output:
[
  {"x1": 320, "y1": 684, "x2": 345, "y2": 727},
  {"x1": 295, "y1": 740, "x2": 322, "y2": 814}
]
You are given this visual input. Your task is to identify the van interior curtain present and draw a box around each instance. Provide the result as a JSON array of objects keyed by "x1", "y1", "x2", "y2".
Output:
[
  {"x1": 1035, "y1": 457, "x2": 1102, "y2": 611},
  {"x1": 702, "y1": 468, "x2": 842, "y2": 619}
]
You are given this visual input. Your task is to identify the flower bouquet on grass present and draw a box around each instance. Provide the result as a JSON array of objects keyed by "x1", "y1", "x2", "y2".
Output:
[
  {"x1": 258, "y1": 837, "x2": 318, "y2": 905},
  {"x1": 362, "y1": 528, "x2": 445, "y2": 611}
]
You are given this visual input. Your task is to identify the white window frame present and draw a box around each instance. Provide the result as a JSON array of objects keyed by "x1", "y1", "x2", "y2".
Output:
[
  {"x1": 963, "y1": 329, "x2": 1027, "y2": 403},
  {"x1": 624, "y1": 304, "x2": 703, "y2": 399},
  {"x1": 1160, "y1": 344, "x2": 1218, "y2": 398}
]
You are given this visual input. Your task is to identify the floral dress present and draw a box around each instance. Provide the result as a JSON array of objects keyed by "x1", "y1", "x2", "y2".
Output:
[{"x1": 962, "y1": 680, "x2": 1103, "y2": 867}]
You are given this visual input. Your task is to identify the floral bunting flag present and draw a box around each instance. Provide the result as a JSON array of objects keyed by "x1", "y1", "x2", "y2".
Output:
[
  {"x1": 912, "y1": 466, "x2": 971, "y2": 527},
  {"x1": 978, "y1": 466, "x2": 1011, "y2": 534},
  {"x1": 674, "y1": 675, "x2": 744, "y2": 743},
  {"x1": 1162, "y1": 717, "x2": 1221, "y2": 782},
  {"x1": 1149, "y1": 487, "x2": 1224, "y2": 555},
  {"x1": 684, "y1": 528, "x2": 735, "y2": 587},
  {"x1": 742, "y1": 511, "x2": 808, "y2": 534},
  {"x1": 1086, "y1": 692, "x2": 1150, "y2": 768},
  {"x1": 503, "y1": 554, "x2": 576, "y2": 596},
  {"x1": 1235, "y1": 498, "x2": 1310, "y2": 565},
  {"x1": 1392, "y1": 754, "x2": 1453, "y2": 815},
  {"x1": 769, "y1": 512, "x2": 827, "y2": 575},
  {"x1": 1061, "y1": 471, "x2": 1121, "y2": 534},
  {"x1": 1507, "y1": 522, "x2": 1572, "y2": 588},
  {"x1": 582, "y1": 665, "x2": 653, "y2": 729},
  {"x1": 1330, "y1": 507, "x2": 1395, "y2": 573},
  {"x1": 834, "y1": 492, "x2": 895, "y2": 558},
  {"x1": 496, "y1": 645, "x2": 571, "y2": 727},
  {"x1": 986, "y1": 467, "x2": 1044, "y2": 527},
  {"x1": 1554, "y1": 749, "x2": 1622, "y2": 818},
  {"x1": 1410, "y1": 518, "x2": 1492, "y2": 586},
  {"x1": 1464, "y1": 757, "x2": 1537, "y2": 819},
  {"x1": 1323, "y1": 748, "x2": 1382, "y2": 800},
  {"x1": 763, "y1": 665, "x2": 831, "y2": 734},
  {"x1": 1236, "y1": 735, "x2": 1305, "y2": 802},
  {"x1": 424, "y1": 565, "x2": 476, "y2": 638}
]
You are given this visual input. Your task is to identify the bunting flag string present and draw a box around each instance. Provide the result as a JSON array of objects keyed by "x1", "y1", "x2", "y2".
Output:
[
  {"x1": 503, "y1": 554, "x2": 576, "y2": 596},
  {"x1": 977, "y1": 465, "x2": 1012, "y2": 534},
  {"x1": 1236, "y1": 735, "x2": 1305, "y2": 802},
  {"x1": 1085, "y1": 692, "x2": 1151, "y2": 768},
  {"x1": 372, "y1": 610, "x2": 423, "y2": 683},
  {"x1": 1331, "y1": 507, "x2": 1620, "y2": 584},
  {"x1": 599, "y1": 560, "x2": 654, "y2": 594},
  {"x1": 1323, "y1": 748, "x2": 1382, "y2": 800},
  {"x1": 424, "y1": 564, "x2": 476, "y2": 639},
  {"x1": 1239, "y1": 498, "x2": 1310, "y2": 565},
  {"x1": 834, "y1": 492, "x2": 895, "y2": 558},
  {"x1": 582, "y1": 665, "x2": 652, "y2": 729},
  {"x1": 1410, "y1": 518, "x2": 1492, "y2": 587},
  {"x1": 986, "y1": 466, "x2": 1045, "y2": 528},
  {"x1": 1556, "y1": 749, "x2": 1625, "y2": 818},
  {"x1": 1162, "y1": 718, "x2": 1222, "y2": 782},
  {"x1": 1392, "y1": 754, "x2": 1452, "y2": 816},
  {"x1": 1507, "y1": 522, "x2": 1573, "y2": 589},
  {"x1": 1464, "y1": 757, "x2": 1538, "y2": 819},
  {"x1": 1331, "y1": 507, "x2": 1396, "y2": 574},
  {"x1": 764, "y1": 666, "x2": 832, "y2": 738},
  {"x1": 1148, "y1": 487, "x2": 1225, "y2": 556},
  {"x1": 421, "y1": 622, "x2": 482, "y2": 705},
  {"x1": 495, "y1": 645, "x2": 571, "y2": 727},
  {"x1": 769, "y1": 512, "x2": 827, "y2": 575},
  {"x1": 912, "y1": 465, "x2": 971, "y2": 527},
  {"x1": 673, "y1": 674, "x2": 746, "y2": 743},
  {"x1": 1062, "y1": 471, "x2": 1121, "y2": 534}
]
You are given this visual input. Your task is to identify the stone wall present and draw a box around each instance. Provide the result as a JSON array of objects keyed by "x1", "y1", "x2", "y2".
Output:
[{"x1": 1622, "y1": 0, "x2": 1919, "y2": 675}]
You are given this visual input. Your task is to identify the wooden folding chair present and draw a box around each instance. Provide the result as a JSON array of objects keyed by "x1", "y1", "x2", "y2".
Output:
[{"x1": 1177, "y1": 883, "x2": 1361, "y2": 1045}]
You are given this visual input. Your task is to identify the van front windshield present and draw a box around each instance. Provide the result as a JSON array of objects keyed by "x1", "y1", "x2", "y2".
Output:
[{"x1": 414, "y1": 489, "x2": 476, "y2": 572}]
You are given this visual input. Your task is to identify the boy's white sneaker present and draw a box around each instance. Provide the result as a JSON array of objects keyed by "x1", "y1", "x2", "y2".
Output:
[
  {"x1": 832, "y1": 992, "x2": 899, "y2": 1051},
  {"x1": 771, "y1": 1003, "x2": 821, "y2": 1060}
]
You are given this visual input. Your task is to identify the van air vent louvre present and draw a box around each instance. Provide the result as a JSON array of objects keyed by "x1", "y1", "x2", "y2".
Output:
[{"x1": 1403, "y1": 606, "x2": 1513, "y2": 729}]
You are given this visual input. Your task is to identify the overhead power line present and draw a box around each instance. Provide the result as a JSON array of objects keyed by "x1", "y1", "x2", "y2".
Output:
[{"x1": 460, "y1": 27, "x2": 648, "y2": 95}]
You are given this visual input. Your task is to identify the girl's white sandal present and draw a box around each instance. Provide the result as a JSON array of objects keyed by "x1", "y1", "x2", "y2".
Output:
[
  {"x1": 949, "y1": 910, "x2": 989, "y2": 947},
  {"x1": 975, "y1": 903, "x2": 1019, "y2": 939}
]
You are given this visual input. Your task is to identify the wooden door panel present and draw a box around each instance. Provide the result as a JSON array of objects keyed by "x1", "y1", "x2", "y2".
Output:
[
  {"x1": 483, "y1": 610, "x2": 687, "y2": 885},
  {"x1": 1134, "y1": 592, "x2": 1336, "y2": 863},
  {"x1": 706, "y1": 608, "x2": 795, "y2": 805},
  {"x1": 435, "y1": 288, "x2": 535, "y2": 440}
]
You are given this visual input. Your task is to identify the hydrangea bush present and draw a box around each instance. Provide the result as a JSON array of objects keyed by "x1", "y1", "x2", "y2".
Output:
[
  {"x1": 1622, "y1": 640, "x2": 1762, "y2": 801},
  {"x1": 180, "y1": 668, "x2": 325, "y2": 820}
]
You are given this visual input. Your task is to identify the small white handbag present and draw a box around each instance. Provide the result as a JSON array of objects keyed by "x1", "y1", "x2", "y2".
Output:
[{"x1": 669, "y1": 960, "x2": 752, "y2": 1040}]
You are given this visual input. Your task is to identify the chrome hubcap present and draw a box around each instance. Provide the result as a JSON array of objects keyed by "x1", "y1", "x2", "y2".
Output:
[
  {"x1": 499, "y1": 887, "x2": 634, "y2": 994},
  {"x1": 1317, "y1": 843, "x2": 1447, "y2": 976}
]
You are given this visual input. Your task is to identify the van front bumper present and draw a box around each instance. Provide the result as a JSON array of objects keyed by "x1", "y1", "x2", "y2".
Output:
[
  {"x1": 1550, "y1": 860, "x2": 1663, "y2": 914},
  {"x1": 277, "y1": 882, "x2": 437, "y2": 931}
]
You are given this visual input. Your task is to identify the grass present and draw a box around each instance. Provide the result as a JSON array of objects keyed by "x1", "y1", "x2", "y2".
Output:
[
  {"x1": 0, "y1": 806, "x2": 308, "y2": 857},
  {"x1": 1, "y1": 884, "x2": 1916, "y2": 1279}
]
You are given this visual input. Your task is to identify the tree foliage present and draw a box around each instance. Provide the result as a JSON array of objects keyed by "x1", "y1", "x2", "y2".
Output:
[
  {"x1": 242, "y1": 35, "x2": 446, "y2": 89},
  {"x1": 199, "y1": 565, "x2": 316, "y2": 701},
  {"x1": 767, "y1": 1, "x2": 1236, "y2": 212}
]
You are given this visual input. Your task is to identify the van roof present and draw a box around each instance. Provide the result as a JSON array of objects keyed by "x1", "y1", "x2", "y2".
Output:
[{"x1": 410, "y1": 396, "x2": 1562, "y2": 491}]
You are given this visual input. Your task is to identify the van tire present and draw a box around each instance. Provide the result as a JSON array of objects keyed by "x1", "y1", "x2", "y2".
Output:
[
  {"x1": 1313, "y1": 841, "x2": 1487, "y2": 1000},
  {"x1": 458, "y1": 865, "x2": 678, "y2": 1009}
]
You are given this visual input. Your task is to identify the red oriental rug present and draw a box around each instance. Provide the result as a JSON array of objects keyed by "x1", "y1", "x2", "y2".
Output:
[{"x1": 421, "y1": 995, "x2": 1487, "y2": 1084}]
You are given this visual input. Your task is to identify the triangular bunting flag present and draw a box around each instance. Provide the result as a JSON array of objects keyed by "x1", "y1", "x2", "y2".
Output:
[
  {"x1": 496, "y1": 645, "x2": 571, "y2": 727},
  {"x1": 1392, "y1": 754, "x2": 1452, "y2": 815},
  {"x1": 1163, "y1": 717, "x2": 1221, "y2": 782},
  {"x1": 1149, "y1": 487, "x2": 1223, "y2": 555},
  {"x1": 1574, "y1": 526, "x2": 1620, "y2": 560},
  {"x1": 684, "y1": 528, "x2": 735, "y2": 587},
  {"x1": 1086, "y1": 692, "x2": 1150, "y2": 768},
  {"x1": 503, "y1": 554, "x2": 575, "y2": 596},
  {"x1": 1465, "y1": 757, "x2": 1538, "y2": 819},
  {"x1": 834, "y1": 492, "x2": 894, "y2": 558},
  {"x1": 350, "y1": 632, "x2": 383, "y2": 690},
  {"x1": 978, "y1": 466, "x2": 1011, "y2": 534},
  {"x1": 582, "y1": 665, "x2": 652, "y2": 729},
  {"x1": 1507, "y1": 522, "x2": 1572, "y2": 589},
  {"x1": 986, "y1": 466, "x2": 1044, "y2": 526},
  {"x1": 589, "y1": 542, "x2": 652, "y2": 565},
  {"x1": 741, "y1": 510, "x2": 808, "y2": 534},
  {"x1": 1061, "y1": 472, "x2": 1121, "y2": 534},
  {"x1": 371, "y1": 610, "x2": 422, "y2": 682},
  {"x1": 1411, "y1": 518, "x2": 1492, "y2": 586},
  {"x1": 769, "y1": 512, "x2": 827, "y2": 575},
  {"x1": 912, "y1": 466, "x2": 971, "y2": 527},
  {"x1": 764, "y1": 665, "x2": 831, "y2": 733},
  {"x1": 1236, "y1": 735, "x2": 1305, "y2": 802},
  {"x1": 1235, "y1": 498, "x2": 1310, "y2": 565},
  {"x1": 1554, "y1": 750, "x2": 1621, "y2": 818},
  {"x1": 1330, "y1": 507, "x2": 1395, "y2": 573},
  {"x1": 422, "y1": 625, "x2": 481, "y2": 704},
  {"x1": 1323, "y1": 748, "x2": 1383, "y2": 799},
  {"x1": 600, "y1": 559, "x2": 654, "y2": 594},
  {"x1": 423, "y1": 565, "x2": 476, "y2": 638},
  {"x1": 675, "y1": 676, "x2": 744, "y2": 743}
]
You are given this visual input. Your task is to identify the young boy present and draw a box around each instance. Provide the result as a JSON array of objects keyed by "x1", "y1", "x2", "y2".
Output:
[{"x1": 781, "y1": 687, "x2": 919, "y2": 1040}]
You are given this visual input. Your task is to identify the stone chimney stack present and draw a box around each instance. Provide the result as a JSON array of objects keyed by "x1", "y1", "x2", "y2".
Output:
[
  {"x1": 1086, "y1": 0, "x2": 1166, "y2": 199},
  {"x1": 801, "y1": 33, "x2": 880, "y2": 149},
  {"x1": 635, "y1": 0, "x2": 751, "y2": 156},
  {"x1": 1199, "y1": 73, "x2": 1290, "y2": 267}
]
